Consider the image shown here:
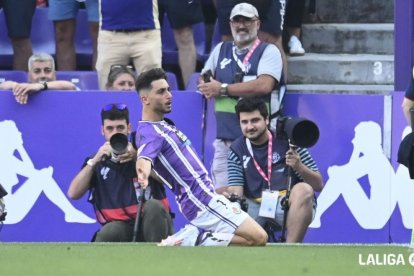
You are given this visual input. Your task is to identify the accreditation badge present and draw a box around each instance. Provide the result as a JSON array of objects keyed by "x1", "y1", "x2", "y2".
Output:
[{"x1": 259, "y1": 190, "x2": 279, "y2": 218}]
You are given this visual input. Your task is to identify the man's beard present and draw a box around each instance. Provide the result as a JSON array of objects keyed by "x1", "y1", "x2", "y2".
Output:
[{"x1": 248, "y1": 127, "x2": 267, "y2": 143}]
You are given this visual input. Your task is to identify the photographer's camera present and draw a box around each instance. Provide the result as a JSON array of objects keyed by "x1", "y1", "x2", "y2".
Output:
[{"x1": 228, "y1": 193, "x2": 248, "y2": 212}]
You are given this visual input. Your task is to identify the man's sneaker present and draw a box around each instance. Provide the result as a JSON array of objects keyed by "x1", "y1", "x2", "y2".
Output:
[
  {"x1": 157, "y1": 224, "x2": 200, "y2": 246},
  {"x1": 288, "y1": 36, "x2": 305, "y2": 56}
]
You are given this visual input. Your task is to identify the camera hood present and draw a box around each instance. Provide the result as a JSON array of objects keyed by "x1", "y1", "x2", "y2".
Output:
[
  {"x1": 281, "y1": 117, "x2": 320, "y2": 148},
  {"x1": 110, "y1": 133, "x2": 128, "y2": 154}
]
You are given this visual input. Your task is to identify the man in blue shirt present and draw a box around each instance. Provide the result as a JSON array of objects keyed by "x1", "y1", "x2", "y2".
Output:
[{"x1": 227, "y1": 97, "x2": 323, "y2": 242}]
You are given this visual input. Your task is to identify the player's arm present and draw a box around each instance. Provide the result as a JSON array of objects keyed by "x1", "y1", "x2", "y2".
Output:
[{"x1": 136, "y1": 157, "x2": 152, "y2": 189}]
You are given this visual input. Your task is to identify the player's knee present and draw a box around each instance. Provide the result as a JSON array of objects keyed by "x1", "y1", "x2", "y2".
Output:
[{"x1": 252, "y1": 228, "x2": 268, "y2": 246}]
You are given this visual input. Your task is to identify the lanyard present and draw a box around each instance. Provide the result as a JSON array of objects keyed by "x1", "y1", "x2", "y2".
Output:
[
  {"x1": 245, "y1": 130, "x2": 273, "y2": 189},
  {"x1": 232, "y1": 38, "x2": 261, "y2": 74}
]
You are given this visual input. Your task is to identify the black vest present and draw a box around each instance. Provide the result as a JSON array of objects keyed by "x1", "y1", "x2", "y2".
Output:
[{"x1": 230, "y1": 134, "x2": 301, "y2": 199}]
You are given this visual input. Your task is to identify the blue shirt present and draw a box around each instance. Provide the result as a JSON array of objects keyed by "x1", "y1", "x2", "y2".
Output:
[{"x1": 99, "y1": 0, "x2": 160, "y2": 30}]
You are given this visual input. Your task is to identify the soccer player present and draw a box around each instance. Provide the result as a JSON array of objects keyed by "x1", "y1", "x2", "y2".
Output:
[{"x1": 134, "y1": 68, "x2": 268, "y2": 246}]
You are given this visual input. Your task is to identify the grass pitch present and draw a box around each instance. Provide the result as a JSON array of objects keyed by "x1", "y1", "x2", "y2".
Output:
[{"x1": 1, "y1": 243, "x2": 413, "y2": 276}]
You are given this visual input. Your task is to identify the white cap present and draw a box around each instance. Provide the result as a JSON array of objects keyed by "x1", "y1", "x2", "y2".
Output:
[{"x1": 230, "y1": 3, "x2": 259, "y2": 20}]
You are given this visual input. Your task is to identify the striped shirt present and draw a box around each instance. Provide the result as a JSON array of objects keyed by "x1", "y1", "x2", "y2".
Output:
[
  {"x1": 227, "y1": 135, "x2": 319, "y2": 198},
  {"x1": 136, "y1": 120, "x2": 216, "y2": 221}
]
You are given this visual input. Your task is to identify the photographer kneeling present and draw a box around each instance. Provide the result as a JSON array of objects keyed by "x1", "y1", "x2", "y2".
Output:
[
  {"x1": 68, "y1": 104, "x2": 173, "y2": 242},
  {"x1": 226, "y1": 97, "x2": 323, "y2": 243}
]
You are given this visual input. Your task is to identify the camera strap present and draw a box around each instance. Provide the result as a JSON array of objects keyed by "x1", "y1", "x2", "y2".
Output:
[
  {"x1": 245, "y1": 130, "x2": 273, "y2": 189},
  {"x1": 232, "y1": 38, "x2": 261, "y2": 74}
]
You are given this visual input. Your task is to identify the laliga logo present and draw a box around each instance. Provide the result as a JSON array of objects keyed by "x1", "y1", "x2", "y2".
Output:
[{"x1": 358, "y1": 253, "x2": 414, "y2": 266}]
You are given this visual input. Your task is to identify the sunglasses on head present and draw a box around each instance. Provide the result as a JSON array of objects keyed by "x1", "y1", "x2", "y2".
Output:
[
  {"x1": 110, "y1": 64, "x2": 134, "y2": 72},
  {"x1": 102, "y1": 103, "x2": 128, "y2": 112}
]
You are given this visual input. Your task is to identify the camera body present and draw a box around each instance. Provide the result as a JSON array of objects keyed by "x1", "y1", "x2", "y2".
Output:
[
  {"x1": 202, "y1": 70, "x2": 213, "y2": 83},
  {"x1": 228, "y1": 193, "x2": 248, "y2": 212}
]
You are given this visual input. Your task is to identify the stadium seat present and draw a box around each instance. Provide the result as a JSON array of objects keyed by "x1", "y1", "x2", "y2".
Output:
[
  {"x1": 166, "y1": 71, "x2": 179, "y2": 90},
  {"x1": 161, "y1": 14, "x2": 207, "y2": 65},
  {"x1": 193, "y1": 22, "x2": 208, "y2": 63},
  {"x1": 0, "y1": 8, "x2": 55, "y2": 69},
  {"x1": 75, "y1": 9, "x2": 94, "y2": 68},
  {"x1": 31, "y1": 8, "x2": 56, "y2": 56},
  {"x1": 0, "y1": 71, "x2": 28, "y2": 83},
  {"x1": 210, "y1": 19, "x2": 222, "y2": 53},
  {"x1": 0, "y1": 10, "x2": 13, "y2": 67},
  {"x1": 56, "y1": 71, "x2": 99, "y2": 90},
  {"x1": 186, "y1": 72, "x2": 200, "y2": 91}
]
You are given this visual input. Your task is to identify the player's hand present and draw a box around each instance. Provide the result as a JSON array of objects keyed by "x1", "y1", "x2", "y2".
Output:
[{"x1": 137, "y1": 168, "x2": 149, "y2": 189}]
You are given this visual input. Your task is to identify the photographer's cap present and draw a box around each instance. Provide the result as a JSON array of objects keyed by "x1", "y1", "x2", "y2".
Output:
[{"x1": 230, "y1": 3, "x2": 259, "y2": 20}]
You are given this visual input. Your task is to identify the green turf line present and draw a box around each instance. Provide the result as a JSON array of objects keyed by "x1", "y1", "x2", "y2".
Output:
[{"x1": 1, "y1": 243, "x2": 413, "y2": 276}]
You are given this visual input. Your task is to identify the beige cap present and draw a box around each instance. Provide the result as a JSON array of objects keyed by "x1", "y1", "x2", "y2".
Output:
[{"x1": 230, "y1": 3, "x2": 259, "y2": 20}]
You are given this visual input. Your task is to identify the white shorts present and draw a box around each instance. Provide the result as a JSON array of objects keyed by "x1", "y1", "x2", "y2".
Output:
[{"x1": 190, "y1": 194, "x2": 249, "y2": 233}]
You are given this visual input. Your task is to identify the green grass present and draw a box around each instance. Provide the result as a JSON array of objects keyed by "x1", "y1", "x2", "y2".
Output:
[{"x1": 1, "y1": 243, "x2": 413, "y2": 276}]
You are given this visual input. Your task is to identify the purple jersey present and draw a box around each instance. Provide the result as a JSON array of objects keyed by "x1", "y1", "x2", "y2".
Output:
[{"x1": 136, "y1": 120, "x2": 216, "y2": 221}]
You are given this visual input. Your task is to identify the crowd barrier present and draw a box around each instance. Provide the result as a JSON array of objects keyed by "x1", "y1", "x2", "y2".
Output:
[{"x1": 0, "y1": 90, "x2": 412, "y2": 243}]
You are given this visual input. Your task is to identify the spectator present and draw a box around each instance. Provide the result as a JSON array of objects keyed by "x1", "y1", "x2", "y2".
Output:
[
  {"x1": 0, "y1": 53, "x2": 77, "y2": 104},
  {"x1": 68, "y1": 103, "x2": 174, "y2": 242},
  {"x1": 215, "y1": 0, "x2": 288, "y2": 81},
  {"x1": 158, "y1": 0, "x2": 204, "y2": 87},
  {"x1": 227, "y1": 97, "x2": 323, "y2": 242},
  {"x1": 48, "y1": 0, "x2": 99, "y2": 70},
  {"x1": 96, "y1": 0, "x2": 162, "y2": 90},
  {"x1": 0, "y1": 0, "x2": 36, "y2": 70},
  {"x1": 197, "y1": 3, "x2": 283, "y2": 192},
  {"x1": 285, "y1": 0, "x2": 306, "y2": 56},
  {"x1": 402, "y1": 66, "x2": 414, "y2": 126},
  {"x1": 106, "y1": 65, "x2": 136, "y2": 91},
  {"x1": 135, "y1": 68, "x2": 267, "y2": 246}
]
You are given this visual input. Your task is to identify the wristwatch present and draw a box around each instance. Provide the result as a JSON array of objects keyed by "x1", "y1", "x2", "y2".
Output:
[
  {"x1": 86, "y1": 159, "x2": 95, "y2": 167},
  {"x1": 41, "y1": 81, "x2": 48, "y2": 90},
  {"x1": 219, "y1": 83, "x2": 228, "y2": 96}
]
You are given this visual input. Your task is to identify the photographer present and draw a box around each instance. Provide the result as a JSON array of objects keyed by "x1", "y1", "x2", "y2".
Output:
[
  {"x1": 68, "y1": 103, "x2": 173, "y2": 242},
  {"x1": 226, "y1": 97, "x2": 323, "y2": 242},
  {"x1": 197, "y1": 3, "x2": 283, "y2": 193}
]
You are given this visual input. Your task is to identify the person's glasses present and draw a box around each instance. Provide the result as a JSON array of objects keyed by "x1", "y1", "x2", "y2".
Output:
[
  {"x1": 230, "y1": 18, "x2": 257, "y2": 27},
  {"x1": 102, "y1": 103, "x2": 128, "y2": 112},
  {"x1": 110, "y1": 64, "x2": 134, "y2": 72}
]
